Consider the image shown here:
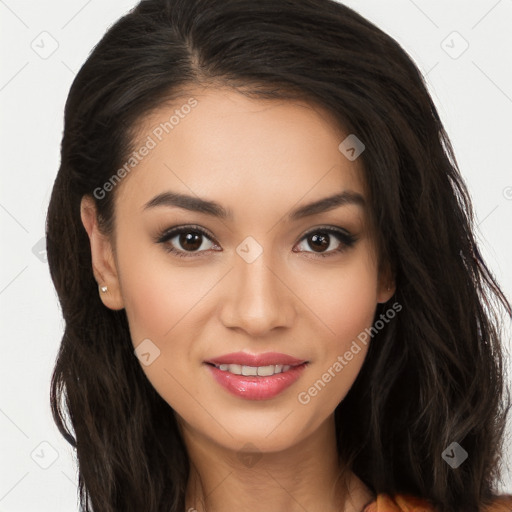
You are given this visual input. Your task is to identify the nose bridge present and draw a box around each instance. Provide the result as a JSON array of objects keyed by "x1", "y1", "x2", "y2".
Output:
[{"x1": 219, "y1": 244, "x2": 294, "y2": 335}]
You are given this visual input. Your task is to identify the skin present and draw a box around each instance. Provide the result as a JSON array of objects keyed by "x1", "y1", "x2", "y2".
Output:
[{"x1": 81, "y1": 87, "x2": 395, "y2": 512}]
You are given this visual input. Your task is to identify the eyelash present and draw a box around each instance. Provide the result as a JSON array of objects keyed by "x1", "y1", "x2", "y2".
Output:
[{"x1": 155, "y1": 224, "x2": 357, "y2": 259}]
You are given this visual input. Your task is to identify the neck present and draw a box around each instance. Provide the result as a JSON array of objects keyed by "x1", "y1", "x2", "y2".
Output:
[{"x1": 181, "y1": 414, "x2": 374, "y2": 512}]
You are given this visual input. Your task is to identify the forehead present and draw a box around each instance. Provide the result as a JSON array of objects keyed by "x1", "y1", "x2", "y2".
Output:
[{"x1": 115, "y1": 87, "x2": 366, "y2": 213}]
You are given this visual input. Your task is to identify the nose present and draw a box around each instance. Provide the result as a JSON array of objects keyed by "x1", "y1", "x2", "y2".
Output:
[{"x1": 219, "y1": 253, "x2": 296, "y2": 337}]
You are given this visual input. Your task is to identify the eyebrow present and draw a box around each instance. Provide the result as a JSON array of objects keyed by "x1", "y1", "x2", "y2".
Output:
[{"x1": 142, "y1": 190, "x2": 365, "y2": 221}]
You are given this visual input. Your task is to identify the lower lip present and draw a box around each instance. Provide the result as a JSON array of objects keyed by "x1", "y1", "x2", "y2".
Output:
[{"x1": 205, "y1": 363, "x2": 308, "y2": 400}]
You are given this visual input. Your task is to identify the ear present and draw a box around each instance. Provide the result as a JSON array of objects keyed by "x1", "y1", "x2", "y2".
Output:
[
  {"x1": 376, "y1": 261, "x2": 396, "y2": 304},
  {"x1": 80, "y1": 195, "x2": 125, "y2": 310}
]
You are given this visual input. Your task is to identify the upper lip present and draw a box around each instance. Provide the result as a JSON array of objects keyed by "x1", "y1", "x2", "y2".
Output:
[{"x1": 205, "y1": 351, "x2": 308, "y2": 367}]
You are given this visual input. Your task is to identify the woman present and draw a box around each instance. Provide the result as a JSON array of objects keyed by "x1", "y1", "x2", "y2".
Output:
[{"x1": 46, "y1": 0, "x2": 512, "y2": 511}]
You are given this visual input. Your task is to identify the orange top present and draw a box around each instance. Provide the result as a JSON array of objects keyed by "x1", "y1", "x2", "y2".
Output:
[{"x1": 362, "y1": 493, "x2": 512, "y2": 512}]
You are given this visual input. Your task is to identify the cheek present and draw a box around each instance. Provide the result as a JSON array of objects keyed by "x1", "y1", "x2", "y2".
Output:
[
  {"x1": 294, "y1": 311, "x2": 375, "y2": 420},
  {"x1": 120, "y1": 265, "x2": 178, "y2": 345},
  {"x1": 302, "y1": 252, "x2": 379, "y2": 349},
  {"x1": 331, "y1": 282, "x2": 377, "y2": 350},
  {"x1": 295, "y1": 250, "x2": 378, "y2": 404},
  {"x1": 117, "y1": 236, "x2": 208, "y2": 343},
  {"x1": 115, "y1": 237, "x2": 222, "y2": 402},
  {"x1": 116, "y1": 244, "x2": 205, "y2": 407}
]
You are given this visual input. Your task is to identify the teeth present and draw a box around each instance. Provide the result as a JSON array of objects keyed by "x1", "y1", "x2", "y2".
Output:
[{"x1": 216, "y1": 364, "x2": 293, "y2": 376}]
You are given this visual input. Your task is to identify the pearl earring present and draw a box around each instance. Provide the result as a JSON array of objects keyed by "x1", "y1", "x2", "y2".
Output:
[{"x1": 100, "y1": 285, "x2": 108, "y2": 293}]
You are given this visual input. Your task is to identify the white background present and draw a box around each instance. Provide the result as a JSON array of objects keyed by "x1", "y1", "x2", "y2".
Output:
[{"x1": 0, "y1": 1, "x2": 511, "y2": 510}]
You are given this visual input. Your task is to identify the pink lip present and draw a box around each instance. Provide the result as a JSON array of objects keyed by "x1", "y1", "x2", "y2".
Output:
[
  {"x1": 204, "y1": 352, "x2": 309, "y2": 401},
  {"x1": 205, "y1": 363, "x2": 308, "y2": 400},
  {"x1": 205, "y1": 351, "x2": 307, "y2": 367}
]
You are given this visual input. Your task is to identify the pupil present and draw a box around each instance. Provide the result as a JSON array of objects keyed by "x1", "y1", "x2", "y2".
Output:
[
  {"x1": 180, "y1": 232, "x2": 202, "y2": 251},
  {"x1": 310, "y1": 233, "x2": 329, "y2": 252}
]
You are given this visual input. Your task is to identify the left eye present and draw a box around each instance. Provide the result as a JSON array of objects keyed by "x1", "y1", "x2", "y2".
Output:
[{"x1": 293, "y1": 228, "x2": 356, "y2": 257}]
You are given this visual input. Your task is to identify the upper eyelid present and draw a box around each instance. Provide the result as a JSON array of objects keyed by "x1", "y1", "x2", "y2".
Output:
[{"x1": 157, "y1": 224, "x2": 215, "y2": 240}]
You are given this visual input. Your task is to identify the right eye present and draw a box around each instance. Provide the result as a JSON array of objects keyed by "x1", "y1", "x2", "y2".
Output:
[{"x1": 156, "y1": 225, "x2": 221, "y2": 258}]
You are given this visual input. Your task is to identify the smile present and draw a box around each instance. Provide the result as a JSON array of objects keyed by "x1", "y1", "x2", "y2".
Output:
[
  {"x1": 212, "y1": 363, "x2": 293, "y2": 376},
  {"x1": 204, "y1": 361, "x2": 309, "y2": 400}
]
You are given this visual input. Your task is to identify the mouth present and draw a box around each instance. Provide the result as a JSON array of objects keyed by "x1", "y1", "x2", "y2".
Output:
[
  {"x1": 204, "y1": 351, "x2": 308, "y2": 368},
  {"x1": 205, "y1": 362, "x2": 305, "y2": 377},
  {"x1": 203, "y1": 353, "x2": 309, "y2": 400}
]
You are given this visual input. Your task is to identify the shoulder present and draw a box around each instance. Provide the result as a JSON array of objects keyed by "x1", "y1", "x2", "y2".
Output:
[
  {"x1": 480, "y1": 494, "x2": 512, "y2": 512},
  {"x1": 363, "y1": 493, "x2": 512, "y2": 512},
  {"x1": 363, "y1": 494, "x2": 436, "y2": 512}
]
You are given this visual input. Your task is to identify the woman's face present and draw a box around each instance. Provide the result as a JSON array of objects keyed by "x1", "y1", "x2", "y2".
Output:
[{"x1": 85, "y1": 87, "x2": 393, "y2": 453}]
